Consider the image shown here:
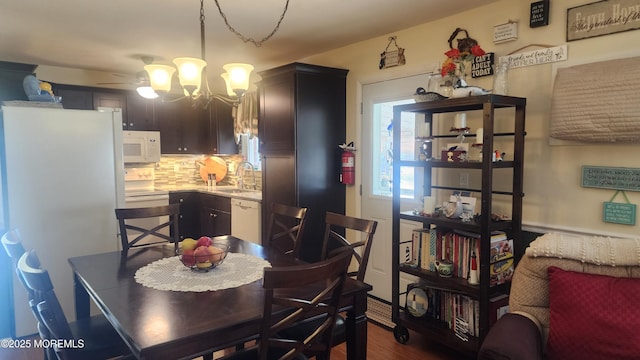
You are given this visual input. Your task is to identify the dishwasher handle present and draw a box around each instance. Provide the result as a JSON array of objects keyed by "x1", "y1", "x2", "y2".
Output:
[{"x1": 231, "y1": 199, "x2": 258, "y2": 210}]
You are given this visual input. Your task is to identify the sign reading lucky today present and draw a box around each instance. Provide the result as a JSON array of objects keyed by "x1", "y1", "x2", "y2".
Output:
[{"x1": 567, "y1": 0, "x2": 640, "y2": 41}]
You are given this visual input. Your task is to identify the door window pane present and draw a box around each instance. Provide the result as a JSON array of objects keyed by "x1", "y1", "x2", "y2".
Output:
[{"x1": 372, "y1": 99, "x2": 415, "y2": 198}]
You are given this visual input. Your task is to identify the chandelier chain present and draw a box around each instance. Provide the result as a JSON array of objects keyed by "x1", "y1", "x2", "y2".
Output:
[
  {"x1": 200, "y1": 0, "x2": 206, "y2": 60},
  {"x1": 213, "y1": 0, "x2": 290, "y2": 47}
]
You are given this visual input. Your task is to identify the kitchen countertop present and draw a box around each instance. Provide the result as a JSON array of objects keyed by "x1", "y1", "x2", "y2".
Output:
[{"x1": 156, "y1": 184, "x2": 262, "y2": 202}]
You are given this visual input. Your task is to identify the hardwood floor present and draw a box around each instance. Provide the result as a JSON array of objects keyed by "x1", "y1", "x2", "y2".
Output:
[
  {"x1": 0, "y1": 322, "x2": 468, "y2": 360},
  {"x1": 331, "y1": 322, "x2": 469, "y2": 360}
]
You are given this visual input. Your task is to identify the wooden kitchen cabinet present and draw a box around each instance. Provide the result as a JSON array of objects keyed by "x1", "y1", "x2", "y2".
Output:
[
  {"x1": 124, "y1": 91, "x2": 158, "y2": 130},
  {"x1": 0, "y1": 61, "x2": 37, "y2": 103},
  {"x1": 53, "y1": 84, "x2": 94, "y2": 110},
  {"x1": 156, "y1": 99, "x2": 235, "y2": 154},
  {"x1": 258, "y1": 71, "x2": 295, "y2": 154},
  {"x1": 258, "y1": 63, "x2": 348, "y2": 262},
  {"x1": 42, "y1": 81, "x2": 233, "y2": 152},
  {"x1": 199, "y1": 194, "x2": 231, "y2": 237},
  {"x1": 156, "y1": 100, "x2": 209, "y2": 154},
  {"x1": 169, "y1": 192, "x2": 199, "y2": 239},
  {"x1": 93, "y1": 90, "x2": 126, "y2": 110},
  {"x1": 208, "y1": 101, "x2": 237, "y2": 154}
]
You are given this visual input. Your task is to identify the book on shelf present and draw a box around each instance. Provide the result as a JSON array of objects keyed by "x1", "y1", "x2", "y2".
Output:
[
  {"x1": 407, "y1": 228, "x2": 435, "y2": 270},
  {"x1": 421, "y1": 287, "x2": 479, "y2": 337},
  {"x1": 408, "y1": 228, "x2": 511, "y2": 285},
  {"x1": 490, "y1": 237, "x2": 514, "y2": 286}
]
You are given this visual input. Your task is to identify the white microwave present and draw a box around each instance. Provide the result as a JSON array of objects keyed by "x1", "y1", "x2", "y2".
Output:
[{"x1": 122, "y1": 130, "x2": 161, "y2": 163}]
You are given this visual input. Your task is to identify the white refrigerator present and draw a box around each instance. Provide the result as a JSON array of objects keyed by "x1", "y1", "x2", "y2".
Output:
[{"x1": 0, "y1": 105, "x2": 125, "y2": 337}]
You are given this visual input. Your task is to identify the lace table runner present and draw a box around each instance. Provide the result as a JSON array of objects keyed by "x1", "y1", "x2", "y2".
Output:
[{"x1": 134, "y1": 253, "x2": 272, "y2": 292}]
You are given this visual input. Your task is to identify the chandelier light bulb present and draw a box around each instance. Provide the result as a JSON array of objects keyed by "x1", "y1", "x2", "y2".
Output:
[
  {"x1": 173, "y1": 57, "x2": 207, "y2": 96},
  {"x1": 223, "y1": 63, "x2": 254, "y2": 95},
  {"x1": 220, "y1": 73, "x2": 235, "y2": 97},
  {"x1": 144, "y1": 64, "x2": 176, "y2": 93}
]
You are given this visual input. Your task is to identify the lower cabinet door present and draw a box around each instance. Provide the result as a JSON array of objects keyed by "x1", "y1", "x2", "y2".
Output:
[{"x1": 200, "y1": 207, "x2": 231, "y2": 237}]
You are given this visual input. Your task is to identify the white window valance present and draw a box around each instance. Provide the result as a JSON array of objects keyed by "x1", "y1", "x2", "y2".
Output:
[{"x1": 550, "y1": 56, "x2": 640, "y2": 143}]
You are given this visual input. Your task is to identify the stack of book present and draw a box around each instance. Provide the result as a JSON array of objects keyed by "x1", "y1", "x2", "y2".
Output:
[
  {"x1": 408, "y1": 227, "x2": 513, "y2": 286},
  {"x1": 405, "y1": 227, "x2": 513, "y2": 285},
  {"x1": 420, "y1": 287, "x2": 480, "y2": 338}
]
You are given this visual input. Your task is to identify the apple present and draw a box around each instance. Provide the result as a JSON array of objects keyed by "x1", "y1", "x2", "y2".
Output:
[
  {"x1": 194, "y1": 245, "x2": 213, "y2": 264},
  {"x1": 196, "y1": 260, "x2": 212, "y2": 269},
  {"x1": 181, "y1": 249, "x2": 196, "y2": 266},
  {"x1": 181, "y1": 238, "x2": 198, "y2": 251},
  {"x1": 208, "y1": 245, "x2": 225, "y2": 263},
  {"x1": 196, "y1": 236, "x2": 212, "y2": 248}
]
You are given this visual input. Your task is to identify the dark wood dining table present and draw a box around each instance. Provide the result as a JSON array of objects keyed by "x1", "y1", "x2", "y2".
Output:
[{"x1": 68, "y1": 235, "x2": 372, "y2": 360}]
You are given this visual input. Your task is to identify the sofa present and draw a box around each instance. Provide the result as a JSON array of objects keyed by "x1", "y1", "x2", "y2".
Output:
[{"x1": 478, "y1": 232, "x2": 640, "y2": 360}]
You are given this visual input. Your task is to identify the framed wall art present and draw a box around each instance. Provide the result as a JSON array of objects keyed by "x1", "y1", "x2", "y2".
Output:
[{"x1": 567, "y1": 0, "x2": 640, "y2": 41}]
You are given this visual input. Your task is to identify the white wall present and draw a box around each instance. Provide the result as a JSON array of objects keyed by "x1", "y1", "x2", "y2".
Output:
[{"x1": 300, "y1": 0, "x2": 640, "y2": 238}]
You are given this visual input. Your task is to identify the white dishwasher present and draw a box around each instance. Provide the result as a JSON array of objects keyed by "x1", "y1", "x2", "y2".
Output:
[{"x1": 231, "y1": 198, "x2": 262, "y2": 244}]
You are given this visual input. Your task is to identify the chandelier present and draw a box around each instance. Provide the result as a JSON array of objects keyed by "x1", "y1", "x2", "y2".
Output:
[{"x1": 143, "y1": 0, "x2": 254, "y2": 107}]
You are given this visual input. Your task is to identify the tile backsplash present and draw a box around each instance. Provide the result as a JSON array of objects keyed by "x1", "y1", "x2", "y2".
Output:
[{"x1": 155, "y1": 154, "x2": 262, "y2": 190}]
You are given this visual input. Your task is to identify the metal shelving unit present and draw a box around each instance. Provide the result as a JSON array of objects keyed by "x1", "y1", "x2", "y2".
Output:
[{"x1": 390, "y1": 95, "x2": 526, "y2": 356}]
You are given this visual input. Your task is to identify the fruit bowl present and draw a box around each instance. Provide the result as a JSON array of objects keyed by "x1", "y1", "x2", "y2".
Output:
[{"x1": 177, "y1": 237, "x2": 230, "y2": 272}]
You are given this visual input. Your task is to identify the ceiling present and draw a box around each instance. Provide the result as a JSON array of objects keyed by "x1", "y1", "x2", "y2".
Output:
[{"x1": 0, "y1": 0, "x2": 497, "y2": 92}]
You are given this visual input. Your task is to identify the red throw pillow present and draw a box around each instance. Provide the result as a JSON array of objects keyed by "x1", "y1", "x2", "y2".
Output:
[{"x1": 547, "y1": 266, "x2": 640, "y2": 360}]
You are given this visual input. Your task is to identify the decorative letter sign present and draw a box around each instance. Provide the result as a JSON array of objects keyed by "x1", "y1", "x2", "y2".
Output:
[{"x1": 530, "y1": 0, "x2": 550, "y2": 28}]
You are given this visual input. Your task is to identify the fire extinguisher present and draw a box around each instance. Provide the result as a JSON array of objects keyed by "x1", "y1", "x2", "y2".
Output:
[{"x1": 339, "y1": 142, "x2": 356, "y2": 185}]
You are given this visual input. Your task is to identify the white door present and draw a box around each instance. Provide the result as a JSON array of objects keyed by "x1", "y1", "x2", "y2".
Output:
[{"x1": 362, "y1": 74, "x2": 431, "y2": 302}]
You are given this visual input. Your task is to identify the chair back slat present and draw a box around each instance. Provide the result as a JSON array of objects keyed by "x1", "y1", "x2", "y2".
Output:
[
  {"x1": 1, "y1": 229, "x2": 25, "y2": 261},
  {"x1": 264, "y1": 203, "x2": 308, "y2": 258},
  {"x1": 115, "y1": 203, "x2": 181, "y2": 256},
  {"x1": 259, "y1": 247, "x2": 353, "y2": 360},
  {"x1": 18, "y1": 250, "x2": 75, "y2": 340},
  {"x1": 321, "y1": 212, "x2": 378, "y2": 282}
]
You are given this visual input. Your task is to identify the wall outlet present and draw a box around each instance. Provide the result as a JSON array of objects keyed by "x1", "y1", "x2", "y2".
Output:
[{"x1": 460, "y1": 172, "x2": 469, "y2": 187}]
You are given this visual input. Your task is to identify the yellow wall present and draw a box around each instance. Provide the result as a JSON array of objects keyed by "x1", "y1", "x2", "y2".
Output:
[
  {"x1": 300, "y1": 0, "x2": 640, "y2": 238},
  {"x1": 34, "y1": 0, "x2": 640, "y2": 237}
]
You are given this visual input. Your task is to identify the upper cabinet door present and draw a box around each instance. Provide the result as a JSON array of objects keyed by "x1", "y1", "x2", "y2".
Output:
[
  {"x1": 258, "y1": 72, "x2": 296, "y2": 154},
  {"x1": 156, "y1": 100, "x2": 209, "y2": 154},
  {"x1": 93, "y1": 91, "x2": 128, "y2": 127},
  {"x1": 208, "y1": 101, "x2": 237, "y2": 154},
  {"x1": 55, "y1": 87, "x2": 94, "y2": 110},
  {"x1": 126, "y1": 92, "x2": 158, "y2": 131}
]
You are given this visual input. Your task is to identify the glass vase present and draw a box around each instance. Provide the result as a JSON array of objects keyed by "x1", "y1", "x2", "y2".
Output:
[{"x1": 493, "y1": 61, "x2": 509, "y2": 95}]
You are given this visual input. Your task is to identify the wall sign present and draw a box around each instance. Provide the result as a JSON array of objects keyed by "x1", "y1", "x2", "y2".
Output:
[
  {"x1": 582, "y1": 166, "x2": 640, "y2": 191},
  {"x1": 530, "y1": 0, "x2": 550, "y2": 28},
  {"x1": 603, "y1": 191, "x2": 636, "y2": 225},
  {"x1": 567, "y1": 0, "x2": 640, "y2": 42},
  {"x1": 379, "y1": 36, "x2": 406, "y2": 69},
  {"x1": 471, "y1": 52, "x2": 494, "y2": 78},
  {"x1": 499, "y1": 45, "x2": 567, "y2": 69},
  {"x1": 493, "y1": 21, "x2": 519, "y2": 43}
]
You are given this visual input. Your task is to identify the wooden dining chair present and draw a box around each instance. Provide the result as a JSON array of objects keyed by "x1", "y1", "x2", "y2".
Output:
[
  {"x1": 115, "y1": 203, "x2": 180, "y2": 256},
  {"x1": 18, "y1": 250, "x2": 133, "y2": 360},
  {"x1": 320, "y1": 212, "x2": 378, "y2": 282},
  {"x1": 2, "y1": 229, "x2": 56, "y2": 360},
  {"x1": 264, "y1": 202, "x2": 308, "y2": 258},
  {"x1": 220, "y1": 247, "x2": 353, "y2": 360}
]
